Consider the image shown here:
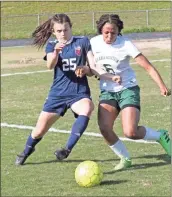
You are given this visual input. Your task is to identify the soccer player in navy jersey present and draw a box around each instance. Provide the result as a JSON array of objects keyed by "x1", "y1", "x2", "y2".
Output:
[{"x1": 15, "y1": 13, "x2": 121, "y2": 165}]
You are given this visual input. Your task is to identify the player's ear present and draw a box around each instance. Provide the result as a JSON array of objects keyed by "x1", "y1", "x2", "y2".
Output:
[{"x1": 52, "y1": 29, "x2": 55, "y2": 36}]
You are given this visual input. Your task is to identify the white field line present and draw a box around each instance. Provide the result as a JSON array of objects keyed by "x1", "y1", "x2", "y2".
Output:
[
  {"x1": 130, "y1": 58, "x2": 170, "y2": 65},
  {"x1": 1, "y1": 58, "x2": 170, "y2": 77},
  {"x1": 2, "y1": 46, "x2": 27, "y2": 48},
  {"x1": 1, "y1": 122, "x2": 157, "y2": 144},
  {"x1": 1, "y1": 70, "x2": 51, "y2": 77}
]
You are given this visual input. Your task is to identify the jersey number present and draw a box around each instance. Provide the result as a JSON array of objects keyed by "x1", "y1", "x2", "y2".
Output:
[
  {"x1": 62, "y1": 58, "x2": 77, "y2": 71},
  {"x1": 103, "y1": 64, "x2": 116, "y2": 74}
]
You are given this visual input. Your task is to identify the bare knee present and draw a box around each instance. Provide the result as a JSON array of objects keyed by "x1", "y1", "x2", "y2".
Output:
[
  {"x1": 124, "y1": 126, "x2": 144, "y2": 140},
  {"x1": 123, "y1": 127, "x2": 138, "y2": 139},
  {"x1": 31, "y1": 129, "x2": 45, "y2": 139},
  {"x1": 31, "y1": 111, "x2": 58, "y2": 138},
  {"x1": 88, "y1": 102, "x2": 94, "y2": 114},
  {"x1": 31, "y1": 124, "x2": 49, "y2": 139},
  {"x1": 82, "y1": 102, "x2": 94, "y2": 117}
]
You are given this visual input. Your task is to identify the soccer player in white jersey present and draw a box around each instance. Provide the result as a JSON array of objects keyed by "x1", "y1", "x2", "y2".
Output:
[{"x1": 90, "y1": 14, "x2": 171, "y2": 170}]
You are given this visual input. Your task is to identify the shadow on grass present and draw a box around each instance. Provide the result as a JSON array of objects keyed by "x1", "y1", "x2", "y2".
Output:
[
  {"x1": 24, "y1": 153, "x2": 170, "y2": 167},
  {"x1": 100, "y1": 179, "x2": 128, "y2": 185},
  {"x1": 104, "y1": 161, "x2": 170, "y2": 174},
  {"x1": 136, "y1": 154, "x2": 171, "y2": 163},
  {"x1": 25, "y1": 158, "x2": 118, "y2": 165}
]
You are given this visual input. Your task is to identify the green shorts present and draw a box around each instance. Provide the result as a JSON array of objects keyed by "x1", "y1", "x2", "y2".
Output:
[{"x1": 99, "y1": 85, "x2": 140, "y2": 111}]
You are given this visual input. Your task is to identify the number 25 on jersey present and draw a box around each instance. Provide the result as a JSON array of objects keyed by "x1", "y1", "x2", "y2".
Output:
[{"x1": 62, "y1": 58, "x2": 77, "y2": 71}]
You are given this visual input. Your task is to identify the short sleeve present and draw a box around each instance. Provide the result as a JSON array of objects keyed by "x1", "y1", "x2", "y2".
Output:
[
  {"x1": 45, "y1": 42, "x2": 56, "y2": 54},
  {"x1": 82, "y1": 37, "x2": 92, "y2": 53},
  {"x1": 90, "y1": 38, "x2": 95, "y2": 54},
  {"x1": 125, "y1": 39, "x2": 141, "y2": 58},
  {"x1": 43, "y1": 41, "x2": 56, "y2": 61}
]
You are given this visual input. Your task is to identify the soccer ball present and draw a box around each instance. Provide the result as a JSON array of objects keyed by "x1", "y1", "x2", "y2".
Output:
[{"x1": 75, "y1": 160, "x2": 103, "y2": 187}]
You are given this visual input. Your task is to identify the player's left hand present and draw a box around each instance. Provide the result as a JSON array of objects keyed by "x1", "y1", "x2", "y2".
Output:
[{"x1": 75, "y1": 66, "x2": 87, "y2": 78}]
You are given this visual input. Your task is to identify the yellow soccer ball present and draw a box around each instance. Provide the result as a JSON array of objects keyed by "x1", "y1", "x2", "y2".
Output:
[{"x1": 75, "y1": 160, "x2": 103, "y2": 187}]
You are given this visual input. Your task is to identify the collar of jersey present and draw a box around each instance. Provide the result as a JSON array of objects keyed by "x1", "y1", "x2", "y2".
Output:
[
  {"x1": 65, "y1": 36, "x2": 73, "y2": 45},
  {"x1": 55, "y1": 36, "x2": 73, "y2": 45}
]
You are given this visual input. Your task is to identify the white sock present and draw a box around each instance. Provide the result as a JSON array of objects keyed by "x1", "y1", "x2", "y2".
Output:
[
  {"x1": 143, "y1": 126, "x2": 161, "y2": 141},
  {"x1": 109, "y1": 140, "x2": 130, "y2": 159}
]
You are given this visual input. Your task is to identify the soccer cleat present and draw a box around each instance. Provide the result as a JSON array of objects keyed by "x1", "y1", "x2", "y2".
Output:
[
  {"x1": 15, "y1": 148, "x2": 35, "y2": 166},
  {"x1": 54, "y1": 148, "x2": 70, "y2": 161},
  {"x1": 114, "y1": 157, "x2": 132, "y2": 171},
  {"x1": 157, "y1": 129, "x2": 171, "y2": 156}
]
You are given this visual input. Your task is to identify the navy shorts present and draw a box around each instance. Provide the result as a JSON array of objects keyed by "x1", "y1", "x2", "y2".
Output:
[{"x1": 43, "y1": 95, "x2": 91, "y2": 117}]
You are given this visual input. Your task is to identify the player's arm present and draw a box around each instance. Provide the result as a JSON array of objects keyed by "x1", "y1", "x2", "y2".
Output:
[
  {"x1": 135, "y1": 53, "x2": 170, "y2": 96},
  {"x1": 46, "y1": 51, "x2": 59, "y2": 70},
  {"x1": 86, "y1": 50, "x2": 121, "y2": 83},
  {"x1": 84, "y1": 61, "x2": 94, "y2": 77},
  {"x1": 46, "y1": 42, "x2": 65, "y2": 70}
]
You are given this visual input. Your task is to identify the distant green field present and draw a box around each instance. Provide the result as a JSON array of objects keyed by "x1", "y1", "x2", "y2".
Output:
[
  {"x1": 1, "y1": 1, "x2": 170, "y2": 15},
  {"x1": 1, "y1": 1, "x2": 171, "y2": 39},
  {"x1": 1, "y1": 45, "x2": 171, "y2": 196}
]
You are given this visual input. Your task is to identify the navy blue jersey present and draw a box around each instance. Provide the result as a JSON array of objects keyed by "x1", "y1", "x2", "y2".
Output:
[{"x1": 45, "y1": 36, "x2": 91, "y2": 97}]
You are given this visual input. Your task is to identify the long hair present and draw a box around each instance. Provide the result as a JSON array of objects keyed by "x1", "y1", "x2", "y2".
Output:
[
  {"x1": 32, "y1": 13, "x2": 72, "y2": 48},
  {"x1": 96, "y1": 14, "x2": 123, "y2": 35}
]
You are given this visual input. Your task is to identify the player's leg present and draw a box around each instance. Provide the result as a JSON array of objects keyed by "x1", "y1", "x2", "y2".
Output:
[
  {"x1": 15, "y1": 111, "x2": 60, "y2": 165},
  {"x1": 121, "y1": 107, "x2": 171, "y2": 156},
  {"x1": 98, "y1": 101, "x2": 131, "y2": 171},
  {"x1": 120, "y1": 86, "x2": 171, "y2": 156},
  {"x1": 68, "y1": 97, "x2": 94, "y2": 149},
  {"x1": 15, "y1": 96, "x2": 67, "y2": 166},
  {"x1": 54, "y1": 97, "x2": 94, "y2": 160}
]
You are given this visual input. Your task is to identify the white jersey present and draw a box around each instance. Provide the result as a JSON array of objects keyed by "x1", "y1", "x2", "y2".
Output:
[{"x1": 90, "y1": 35, "x2": 141, "y2": 92}]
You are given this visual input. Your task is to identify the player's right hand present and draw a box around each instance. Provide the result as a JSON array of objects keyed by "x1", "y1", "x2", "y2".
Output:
[{"x1": 54, "y1": 42, "x2": 66, "y2": 53}]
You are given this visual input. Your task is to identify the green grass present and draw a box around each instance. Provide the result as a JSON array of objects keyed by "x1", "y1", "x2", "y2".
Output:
[
  {"x1": 2, "y1": 128, "x2": 171, "y2": 196},
  {"x1": 1, "y1": 1, "x2": 170, "y2": 15},
  {"x1": 1, "y1": 1, "x2": 171, "y2": 39},
  {"x1": 1, "y1": 46, "x2": 171, "y2": 196}
]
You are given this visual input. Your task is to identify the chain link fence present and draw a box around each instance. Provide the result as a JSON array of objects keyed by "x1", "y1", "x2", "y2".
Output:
[{"x1": 1, "y1": 9, "x2": 170, "y2": 39}]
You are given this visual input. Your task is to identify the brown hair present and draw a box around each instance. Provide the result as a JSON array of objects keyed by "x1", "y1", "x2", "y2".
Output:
[
  {"x1": 96, "y1": 14, "x2": 123, "y2": 35},
  {"x1": 32, "y1": 13, "x2": 72, "y2": 48}
]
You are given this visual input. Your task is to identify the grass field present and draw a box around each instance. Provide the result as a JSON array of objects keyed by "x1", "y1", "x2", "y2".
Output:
[
  {"x1": 1, "y1": 43, "x2": 171, "y2": 196},
  {"x1": 1, "y1": 1, "x2": 170, "y2": 15},
  {"x1": 1, "y1": 1, "x2": 171, "y2": 39}
]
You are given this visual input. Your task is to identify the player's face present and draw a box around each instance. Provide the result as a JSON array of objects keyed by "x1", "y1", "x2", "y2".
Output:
[
  {"x1": 102, "y1": 23, "x2": 119, "y2": 44},
  {"x1": 53, "y1": 22, "x2": 72, "y2": 43}
]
